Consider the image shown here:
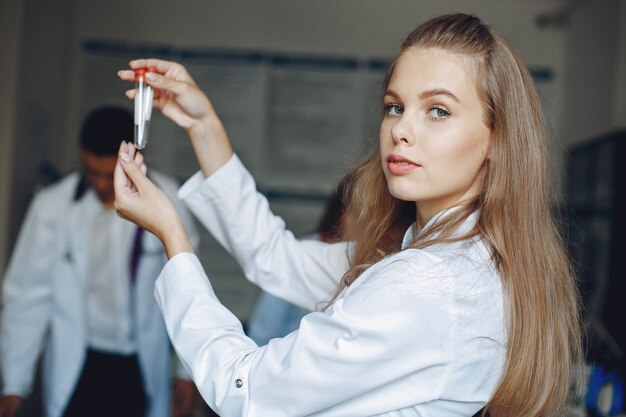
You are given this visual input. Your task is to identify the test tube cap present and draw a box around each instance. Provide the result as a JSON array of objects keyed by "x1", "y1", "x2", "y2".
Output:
[
  {"x1": 135, "y1": 67, "x2": 158, "y2": 80},
  {"x1": 134, "y1": 68, "x2": 146, "y2": 80}
]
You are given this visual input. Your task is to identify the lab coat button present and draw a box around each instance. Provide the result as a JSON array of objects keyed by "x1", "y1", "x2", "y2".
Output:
[{"x1": 234, "y1": 379, "x2": 243, "y2": 388}]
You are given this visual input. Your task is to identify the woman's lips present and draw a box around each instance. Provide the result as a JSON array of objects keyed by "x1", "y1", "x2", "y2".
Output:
[{"x1": 387, "y1": 155, "x2": 420, "y2": 174}]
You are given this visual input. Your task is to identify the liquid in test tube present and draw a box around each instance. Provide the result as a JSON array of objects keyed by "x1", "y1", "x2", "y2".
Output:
[{"x1": 134, "y1": 67, "x2": 157, "y2": 149}]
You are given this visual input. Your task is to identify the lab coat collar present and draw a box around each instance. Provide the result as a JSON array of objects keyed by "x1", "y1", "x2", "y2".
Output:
[
  {"x1": 401, "y1": 206, "x2": 479, "y2": 249},
  {"x1": 73, "y1": 175, "x2": 90, "y2": 201}
]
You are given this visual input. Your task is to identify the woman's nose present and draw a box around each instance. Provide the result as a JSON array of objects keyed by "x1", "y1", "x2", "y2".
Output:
[{"x1": 390, "y1": 116, "x2": 414, "y2": 146}]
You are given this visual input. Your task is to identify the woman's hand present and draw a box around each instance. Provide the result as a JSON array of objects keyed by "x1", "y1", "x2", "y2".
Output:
[
  {"x1": 114, "y1": 142, "x2": 193, "y2": 259},
  {"x1": 118, "y1": 58, "x2": 233, "y2": 177}
]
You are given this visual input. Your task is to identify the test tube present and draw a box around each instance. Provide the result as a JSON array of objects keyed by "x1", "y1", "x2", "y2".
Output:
[{"x1": 134, "y1": 67, "x2": 157, "y2": 149}]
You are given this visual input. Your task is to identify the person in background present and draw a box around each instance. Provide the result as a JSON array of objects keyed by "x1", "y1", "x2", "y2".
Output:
[
  {"x1": 114, "y1": 13, "x2": 583, "y2": 417},
  {"x1": 0, "y1": 107, "x2": 199, "y2": 417},
  {"x1": 246, "y1": 178, "x2": 349, "y2": 345}
]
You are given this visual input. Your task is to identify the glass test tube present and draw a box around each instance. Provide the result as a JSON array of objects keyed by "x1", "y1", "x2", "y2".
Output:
[{"x1": 134, "y1": 67, "x2": 157, "y2": 149}]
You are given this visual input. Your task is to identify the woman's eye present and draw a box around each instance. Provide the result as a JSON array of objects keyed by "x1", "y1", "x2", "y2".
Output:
[
  {"x1": 428, "y1": 106, "x2": 450, "y2": 120},
  {"x1": 384, "y1": 104, "x2": 403, "y2": 116}
]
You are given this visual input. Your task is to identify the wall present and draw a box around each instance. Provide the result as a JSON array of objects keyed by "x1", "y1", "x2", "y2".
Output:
[
  {"x1": 2, "y1": 0, "x2": 74, "y2": 276},
  {"x1": 614, "y1": 0, "x2": 626, "y2": 127},
  {"x1": 0, "y1": 0, "x2": 24, "y2": 276},
  {"x1": 561, "y1": 0, "x2": 624, "y2": 146}
]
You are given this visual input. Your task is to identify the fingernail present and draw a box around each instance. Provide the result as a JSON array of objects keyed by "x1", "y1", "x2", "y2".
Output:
[
  {"x1": 120, "y1": 151, "x2": 131, "y2": 162},
  {"x1": 146, "y1": 72, "x2": 157, "y2": 82}
]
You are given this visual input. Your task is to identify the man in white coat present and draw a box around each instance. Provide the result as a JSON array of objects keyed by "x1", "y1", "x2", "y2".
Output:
[{"x1": 0, "y1": 107, "x2": 199, "y2": 417}]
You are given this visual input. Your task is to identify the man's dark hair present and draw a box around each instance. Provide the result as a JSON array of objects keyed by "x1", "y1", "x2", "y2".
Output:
[{"x1": 80, "y1": 106, "x2": 133, "y2": 156}]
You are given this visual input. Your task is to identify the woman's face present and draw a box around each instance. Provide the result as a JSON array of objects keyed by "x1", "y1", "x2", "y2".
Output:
[{"x1": 379, "y1": 47, "x2": 491, "y2": 223}]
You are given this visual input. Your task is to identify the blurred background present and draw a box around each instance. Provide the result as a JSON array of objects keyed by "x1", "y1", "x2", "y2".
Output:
[{"x1": 1, "y1": 0, "x2": 625, "y2": 416}]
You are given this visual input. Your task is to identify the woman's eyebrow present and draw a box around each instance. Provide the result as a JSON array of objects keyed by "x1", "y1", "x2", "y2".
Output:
[
  {"x1": 384, "y1": 88, "x2": 460, "y2": 103},
  {"x1": 419, "y1": 88, "x2": 460, "y2": 102},
  {"x1": 383, "y1": 89, "x2": 401, "y2": 100}
]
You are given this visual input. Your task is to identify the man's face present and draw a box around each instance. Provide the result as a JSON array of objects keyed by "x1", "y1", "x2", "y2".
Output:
[{"x1": 80, "y1": 150, "x2": 118, "y2": 205}]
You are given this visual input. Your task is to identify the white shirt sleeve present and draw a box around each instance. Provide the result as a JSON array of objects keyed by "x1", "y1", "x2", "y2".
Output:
[
  {"x1": 0, "y1": 192, "x2": 56, "y2": 396},
  {"x1": 178, "y1": 155, "x2": 350, "y2": 311},
  {"x1": 155, "y1": 250, "x2": 471, "y2": 417}
]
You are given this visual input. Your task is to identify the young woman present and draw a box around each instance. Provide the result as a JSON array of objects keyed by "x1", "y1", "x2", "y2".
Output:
[{"x1": 114, "y1": 13, "x2": 582, "y2": 417}]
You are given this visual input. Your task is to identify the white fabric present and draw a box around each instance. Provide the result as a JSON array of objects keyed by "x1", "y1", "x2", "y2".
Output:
[
  {"x1": 87, "y1": 205, "x2": 136, "y2": 353},
  {"x1": 0, "y1": 170, "x2": 198, "y2": 417},
  {"x1": 155, "y1": 154, "x2": 507, "y2": 417}
]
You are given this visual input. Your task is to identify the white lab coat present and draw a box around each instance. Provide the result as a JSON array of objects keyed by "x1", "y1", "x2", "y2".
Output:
[
  {"x1": 154, "y1": 154, "x2": 507, "y2": 417},
  {"x1": 0, "y1": 171, "x2": 198, "y2": 417}
]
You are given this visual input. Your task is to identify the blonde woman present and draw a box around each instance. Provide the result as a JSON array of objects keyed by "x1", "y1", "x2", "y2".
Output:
[{"x1": 114, "y1": 13, "x2": 582, "y2": 417}]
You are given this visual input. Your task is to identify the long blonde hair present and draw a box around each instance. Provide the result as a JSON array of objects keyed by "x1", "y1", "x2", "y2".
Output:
[{"x1": 340, "y1": 14, "x2": 582, "y2": 417}]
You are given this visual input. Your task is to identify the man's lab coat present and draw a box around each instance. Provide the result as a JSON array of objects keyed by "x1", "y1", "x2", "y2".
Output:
[{"x1": 1, "y1": 171, "x2": 197, "y2": 417}]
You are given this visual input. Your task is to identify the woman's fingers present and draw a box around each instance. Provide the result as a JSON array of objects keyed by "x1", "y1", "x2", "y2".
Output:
[
  {"x1": 114, "y1": 143, "x2": 133, "y2": 198},
  {"x1": 124, "y1": 89, "x2": 136, "y2": 100},
  {"x1": 128, "y1": 58, "x2": 193, "y2": 82},
  {"x1": 118, "y1": 58, "x2": 194, "y2": 94},
  {"x1": 144, "y1": 71, "x2": 192, "y2": 97},
  {"x1": 114, "y1": 143, "x2": 140, "y2": 199},
  {"x1": 134, "y1": 151, "x2": 148, "y2": 175},
  {"x1": 124, "y1": 87, "x2": 164, "y2": 103},
  {"x1": 114, "y1": 143, "x2": 158, "y2": 228},
  {"x1": 132, "y1": 145, "x2": 144, "y2": 164},
  {"x1": 118, "y1": 145, "x2": 148, "y2": 192},
  {"x1": 119, "y1": 56, "x2": 199, "y2": 91},
  {"x1": 129, "y1": 58, "x2": 175, "y2": 72},
  {"x1": 118, "y1": 58, "x2": 209, "y2": 118},
  {"x1": 117, "y1": 69, "x2": 135, "y2": 82}
]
